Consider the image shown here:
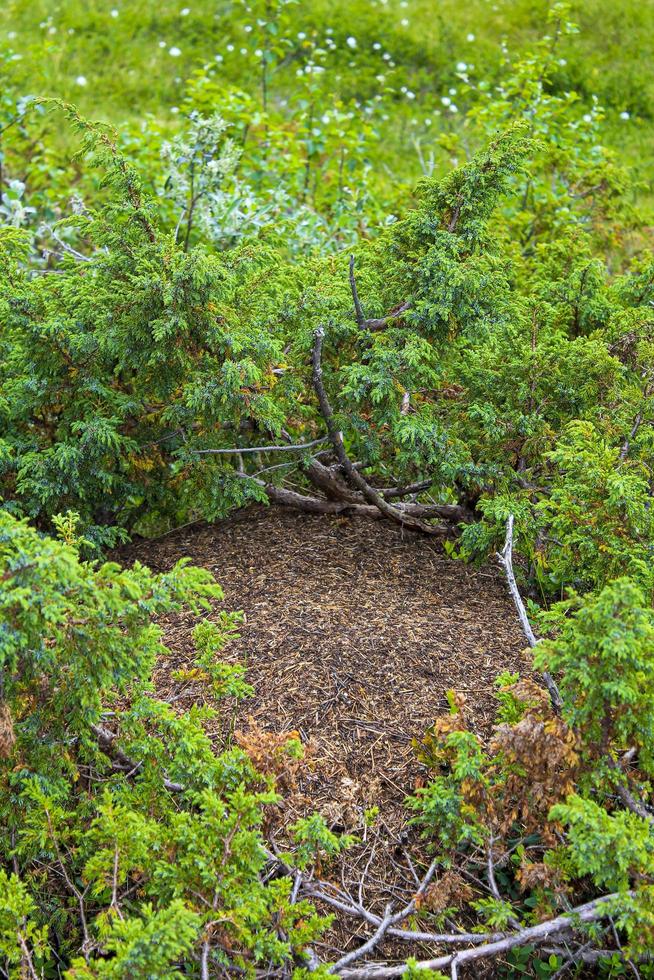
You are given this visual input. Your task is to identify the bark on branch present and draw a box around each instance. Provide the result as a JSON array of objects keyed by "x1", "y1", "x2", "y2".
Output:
[
  {"x1": 311, "y1": 327, "x2": 446, "y2": 536},
  {"x1": 348, "y1": 255, "x2": 411, "y2": 332},
  {"x1": 333, "y1": 892, "x2": 628, "y2": 978}
]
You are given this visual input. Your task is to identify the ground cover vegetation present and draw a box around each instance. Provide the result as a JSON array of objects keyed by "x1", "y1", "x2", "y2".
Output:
[{"x1": 2, "y1": 0, "x2": 654, "y2": 975}]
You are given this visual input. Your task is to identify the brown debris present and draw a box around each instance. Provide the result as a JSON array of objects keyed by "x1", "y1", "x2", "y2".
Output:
[
  {"x1": 119, "y1": 505, "x2": 529, "y2": 827},
  {"x1": 117, "y1": 506, "x2": 533, "y2": 970}
]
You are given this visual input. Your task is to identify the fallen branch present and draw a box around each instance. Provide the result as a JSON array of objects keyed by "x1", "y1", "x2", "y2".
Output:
[
  {"x1": 236, "y1": 473, "x2": 455, "y2": 528},
  {"x1": 302, "y1": 458, "x2": 471, "y2": 521},
  {"x1": 334, "y1": 892, "x2": 627, "y2": 978},
  {"x1": 327, "y1": 861, "x2": 437, "y2": 973}
]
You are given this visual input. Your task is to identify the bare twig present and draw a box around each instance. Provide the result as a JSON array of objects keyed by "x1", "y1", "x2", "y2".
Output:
[
  {"x1": 193, "y1": 437, "x2": 329, "y2": 456},
  {"x1": 496, "y1": 515, "x2": 562, "y2": 711},
  {"x1": 335, "y1": 892, "x2": 626, "y2": 978}
]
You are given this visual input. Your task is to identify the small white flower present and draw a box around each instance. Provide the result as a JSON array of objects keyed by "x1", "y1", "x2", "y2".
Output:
[
  {"x1": 75, "y1": 75, "x2": 88, "y2": 86},
  {"x1": 110, "y1": 9, "x2": 119, "y2": 17},
  {"x1": 449, "y1": 87, "x2": 457, "y2": 95},
  {"x1": 244, "y1": 24, "x2": 252, "y2": 32},
  {"x1": 456, "y1": 61, "x2": 467, "y2": 71},
  {"x1": 240, "y1": 47, "x2": 247, "y2": 54},
  {"x1": 449, "y1": 104, "x2": 458, "y2": 113},
  {"x1": 376, "y1": 74, "x2": 385, "y2": 83},
  {"x1": 226, "y1": 43, "x2": 234, "y2": 51},
  {"x1": 620, "y1": 110, "x2": 630, "y2": 120},
  {"x1": 321, "y1": 112, "x2": 330, "y2": 123},
  {"x1": 168, "y1": 46, "x2": 182, "y2": 56},
  {"x1": 382, "y1": 52, "x2": 391, "y2": 60},
  {"x1": 255, "y1": 48, "x2": 262, "y2": 56},
  {"x1": 7, "y1": 30, "x2": 17, "y2": 39},
  {"x1": 425, "y1": 118, "x2": 431, "y2": 125},
  {"x1": 401, "y1": 18, "x2": 409, "y2": 26},
  {"x1": 559, "y1": 57, "x2": 567, "y2": 66},
  {"x1": 406, "y1": 90, "x2": 415, "y2": 99},
  {"x1": 373, "y1": 42, "x2": 381, "y2": 50},
  {"x1": 583, "y1": 113, "x2": 592, "y2": 122},
  {"x1": 215, "y1": 54, "x2": 223, "y2": 62},
  {"x1": 48, "y1": 26, "x2": 57, "y2": 34},
  {"x1": 441, "y1": 96, "x2": 451, "y2": 106},
  {"x1": 297, "y1": 31, "x2": 306, "y2": 39},
  {"x1": 346, "y1": 36, "x2": 357, "y2": 49},
  {"x1": 159, "y1": 40, "x2": 166, "y2": 48},
  {"x1": 180, "y1": 6, "x2": 191, "y2": 14},
  {"x1": 171, "y1": 106, "x2": 179, "y2": 114},
  {"x1": 466, "y1": 32, "x2": 475, "y2": 41}
]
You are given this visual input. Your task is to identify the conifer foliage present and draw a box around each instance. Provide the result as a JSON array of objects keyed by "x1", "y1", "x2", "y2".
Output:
[{"x1": 2, "y1": 1, "x2": 654, "y2": 975}]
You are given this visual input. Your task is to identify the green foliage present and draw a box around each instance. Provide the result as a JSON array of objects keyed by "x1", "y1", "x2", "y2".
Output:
[
  {"x1": 536, "y1": 578, "x2": 654, "y2": 773},
  {"x1": 2, "y1": 1, "x2": 654, "y2": 975},
  {"x1": 0, "y1": 511, "x2": 326, "y2": 976}
]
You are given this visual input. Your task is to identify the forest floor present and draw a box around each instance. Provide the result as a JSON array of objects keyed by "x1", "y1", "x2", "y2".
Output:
[
  {"x1": 120, "y1": 505, "x2": 530, "y2": 968},
  {"x1": 121, "y1": 504, "x2": 529, "y2": 828}
]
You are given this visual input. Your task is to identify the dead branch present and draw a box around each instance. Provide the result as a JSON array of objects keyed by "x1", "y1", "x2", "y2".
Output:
[
  {"x1": 333, "y1": 891, "x2": 627, "y2": 978},
  {"x1": 619, "y1": 371, "x2": 653, "y2": 462},
  {"x1": 302, "y1": 459, "x2": 471, "y2": 521},
  {"x1": 348, "y1": 254, "x2": 411, "y2": 332},
  {"x1": 326, "y1": 861, "x2": 437, "y2": 973},
  {"x1": 193, "y1": 436, "x2": 329, "y2": 456},
  {"x1": 496, "y1": 515, "x2": 562, "y2": 711},
  {"x1": 311, "y1": 327, "x2": 445, "y2": 535},
  {"x1": 236, "y1": 473, "x2": 457, "y2": 528}
]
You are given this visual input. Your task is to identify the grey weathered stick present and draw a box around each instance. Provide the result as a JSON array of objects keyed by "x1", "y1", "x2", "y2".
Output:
[
  {"x1": 336, "y1": 892, "x2": 627, "y2": 978},
  {"x1": 193, "y1": 436, "x2": 329, "y2": 456},
  {"x1": 496, "y1": 514, "x2": 562, "y2": 711}
]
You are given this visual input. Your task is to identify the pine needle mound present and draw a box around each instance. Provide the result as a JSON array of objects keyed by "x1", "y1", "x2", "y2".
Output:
[{"x1": 121, "y1": 506, "x2": 529, "y2": 826}]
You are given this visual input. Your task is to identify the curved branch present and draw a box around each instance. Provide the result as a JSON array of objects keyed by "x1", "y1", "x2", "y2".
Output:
[{"x1": 311, "y1": 327, "x2": 445, "y2": 536}]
